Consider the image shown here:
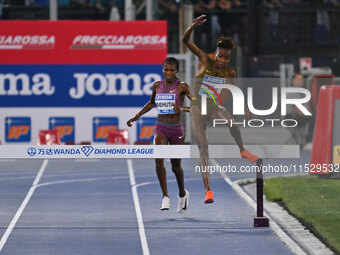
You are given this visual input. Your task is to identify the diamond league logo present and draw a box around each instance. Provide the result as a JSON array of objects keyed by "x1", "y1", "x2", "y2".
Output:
[
  {"x1": 81, "y1": 146, "x2": 94, "y2": 157},
  {"x1": 27, "y1": 147, "x2": 37, "y2": 156}
]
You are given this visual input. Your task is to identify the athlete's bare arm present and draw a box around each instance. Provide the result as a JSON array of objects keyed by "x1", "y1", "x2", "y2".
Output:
[
  {"x1": 127, "y1": 81, "x2": 160, "y2": 127},
  {"x1": 179, "y1": 82, "x2": 191, "y2": 100},
  {"x1": 173, "y1": 82, "x2": 191, "y2": 114},
  {"x1": 139, "y1": 81, "x2": 159, "y2": 115},
  {"x1": 182, "y1": 14, "x2": 209, "y2": 75}
]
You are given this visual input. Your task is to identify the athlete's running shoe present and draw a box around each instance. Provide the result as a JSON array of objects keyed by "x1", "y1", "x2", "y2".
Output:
[
  {"x1": 177, "y1": 189, "x2": 189, "y2": 214},
  {"x1": 241, "y1": 149, "x2": 259, "y2": 163},
  {"x1": 204, "y1": 190, "x2": 214, "y2": 204},
  {"x1": 161, "y1": 196, "x2": 170, "y2": 211}
]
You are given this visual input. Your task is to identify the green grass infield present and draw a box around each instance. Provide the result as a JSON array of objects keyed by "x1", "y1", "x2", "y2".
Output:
[{"x1": 264, "y1": 175, "x2": 340, "y2": 254}]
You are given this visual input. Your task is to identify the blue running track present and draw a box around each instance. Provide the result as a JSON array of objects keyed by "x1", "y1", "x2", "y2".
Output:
[{"x1": 0, "y1": 156, "x2": 304, "y2": 255}]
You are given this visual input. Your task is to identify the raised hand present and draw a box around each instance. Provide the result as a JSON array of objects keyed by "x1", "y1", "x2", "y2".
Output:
[{"x1": 192, "y1": 14, "x2": 207, "y2": 27}]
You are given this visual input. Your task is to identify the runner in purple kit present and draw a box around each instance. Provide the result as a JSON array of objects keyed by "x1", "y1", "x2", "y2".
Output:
[{"x1": 127, "y1": 57, "x2": 191, "y2": 213}]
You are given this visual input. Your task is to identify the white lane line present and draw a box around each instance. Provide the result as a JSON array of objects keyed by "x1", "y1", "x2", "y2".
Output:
[
  {"x1": 36, "y1": 175, "x2": 128, "y2": 188},
  {"x1": 0, "y1": 172, "x2": 122, "y2": 181},
  {"x1": 135, "y1": 177, "x2": 203, "y2": 188},
  {"x1": 0, "y1": 159, "x2": 49, "y2": 253},
  {"x1": 127, "y1": 159, "x2": 150, "y2": 255},
  {"x1": 210, "y1": 158, "x2": 307, "y2": 255}
]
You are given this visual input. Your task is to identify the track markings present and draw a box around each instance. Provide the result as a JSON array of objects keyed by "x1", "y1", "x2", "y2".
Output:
[
  {"x1": 0, "y1": 159, "x2": 49, "y2": 253},
  {"x1": 127, "y1": 159, "x2": 150, "y2": 255},
  {"x1": 210, "y1": 158, "x2": 307, "y2": 255}
]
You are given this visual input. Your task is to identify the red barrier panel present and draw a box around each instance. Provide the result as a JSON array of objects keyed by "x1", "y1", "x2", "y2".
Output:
[
  {"x1": 106, "y1": 129, "x2": 129, "y2": 145},
  {"x1": 310, "y1": 74, "x2": 334, "y2": 111},
  {"x1": 310, "y1": 85, "x2": 340, "y2": 174},
  {"x1": 38, "y1": 130, "x2": 60, "y2": 145}
]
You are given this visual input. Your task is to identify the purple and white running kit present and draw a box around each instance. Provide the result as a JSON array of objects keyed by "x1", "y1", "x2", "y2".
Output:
[{"x1": 154, "y1": 79, "x2": 185, "y2": 144}]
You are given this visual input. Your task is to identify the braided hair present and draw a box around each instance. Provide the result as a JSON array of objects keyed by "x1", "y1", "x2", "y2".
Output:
[{"x1": 216, "y1": 35, "x2": 235, "y2": 52}]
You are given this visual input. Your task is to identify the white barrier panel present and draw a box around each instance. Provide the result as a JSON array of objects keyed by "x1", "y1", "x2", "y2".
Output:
[
  {"x1": 0, "y1": 145, "x2": 299, "y2": 159},
  {"x1": 193, "y1": 145, "x2": 300, "y2": 159}
]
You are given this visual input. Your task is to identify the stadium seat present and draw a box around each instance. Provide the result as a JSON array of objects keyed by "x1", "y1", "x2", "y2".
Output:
[
  {"x1": 106, "y1": 129, "x2": 130, "y2": 145},
  {"x1": 38, "y1": 130, "x2": 60, "y2": 145}
]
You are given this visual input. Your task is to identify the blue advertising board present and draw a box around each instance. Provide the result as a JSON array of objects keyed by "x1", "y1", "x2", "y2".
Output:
[
  {"x1": 92, "y1": 117, "x2": 119, "y2": 142},
  {"x1": 137, "y1": 117, "x2": 157, "y2": 143},
  {"x1": 5, "y1": 117, "x2": 31, "y2": 142},
  {"x1": 0, "y1": 65, "x2": 162, "y2": 107},
  {"x1": 49, "y1": 117, "x2": 75, "y2": 143}
]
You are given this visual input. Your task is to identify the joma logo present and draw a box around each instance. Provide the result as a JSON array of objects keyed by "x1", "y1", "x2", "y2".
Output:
[
  {"x1": 0, "y1": 73, "x2": 54, "y2": 95},
  {"x1": 69, "y1": 73, "x2": 161, "y2": 99}
]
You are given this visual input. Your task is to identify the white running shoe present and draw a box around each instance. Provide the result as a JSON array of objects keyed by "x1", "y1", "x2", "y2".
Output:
[
  {"x1": 160, "y1": 196, "x2": 170, "y2": 211},
  {"x1": 177, "y1": 189, "x2": 189, "y2": 214}
]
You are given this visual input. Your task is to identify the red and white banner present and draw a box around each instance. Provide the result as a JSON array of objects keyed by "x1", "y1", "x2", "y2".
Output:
[
  {"x1": 0, "y1": 20, "x2": 167, "y2": 64},
  {"x1": 0, "y1": 21, "x2": 167, "y2": 144}
]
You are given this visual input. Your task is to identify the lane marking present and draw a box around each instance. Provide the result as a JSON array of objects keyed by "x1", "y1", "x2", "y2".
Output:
[
  {"x1": 135, "y1": 177, "x2": 203, "y2": 188},
  {"x1": 127, "y1": 159, "x2": 150, "y2": 255},
  {"x1": 0, "y1": 172, "x2": 127, "y2": 181},
  {"x1": 0, "y1": 159, "x2": 49, "y2": 253},
  {"x1": 210, "y1": 158, "x2": 307, "y2": 255},
  {"x1": 36, "y1": 175, "x2": 128, "y2": 188}
]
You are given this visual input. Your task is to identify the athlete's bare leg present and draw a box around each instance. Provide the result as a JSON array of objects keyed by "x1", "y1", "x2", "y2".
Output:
[
  {"x1": 190, "y1": 106, "x2": 211, "y2": 192},
  {"x1": 216, "y1": 106, "x2": 245, "y2": 152},
  {"x1": 170, "y1": 159, "x2": 186, "y2": 197},
  {"x1": 154, "y1": 134, "x2": 169, "y2": 197},
  {"x1": 215, "y1": 106, "x2": 259, "y2": 162}
]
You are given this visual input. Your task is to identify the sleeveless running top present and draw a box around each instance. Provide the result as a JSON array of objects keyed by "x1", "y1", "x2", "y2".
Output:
[
  {"x1": 193, "y1": 58, "x2": 229, "y2": 100},
  {"x1": 155, "y1": 79, "x2": 183, "y2": 114}
]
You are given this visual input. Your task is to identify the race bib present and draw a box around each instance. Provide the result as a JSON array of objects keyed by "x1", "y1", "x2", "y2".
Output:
[
  {"x1": 199, "y1": 75, "x2": 226, "y2": 99},
  {"x1": 155, "y1": 94, "x2": 175, "y2": 114}
]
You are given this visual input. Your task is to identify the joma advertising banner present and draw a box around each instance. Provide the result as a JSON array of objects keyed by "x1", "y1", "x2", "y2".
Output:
[
  {"x1": 0, "y1": 21, "x2": 166, "y2": 144},
  {"x1": 0, "y1": 64, "x2": 161, "y2": 107},
  {"x1": 0, "y1": 20, "x2": 167, "y2": 107}
]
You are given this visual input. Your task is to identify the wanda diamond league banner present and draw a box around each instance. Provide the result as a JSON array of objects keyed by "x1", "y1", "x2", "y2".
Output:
[{"x1": 0, "y1": 21, "x2": 167, "y2": 144}]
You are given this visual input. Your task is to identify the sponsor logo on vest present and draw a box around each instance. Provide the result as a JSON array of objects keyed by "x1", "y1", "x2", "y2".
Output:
[{"x1": 204, "y1": 76, "x2": 225, "y2": 84}]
